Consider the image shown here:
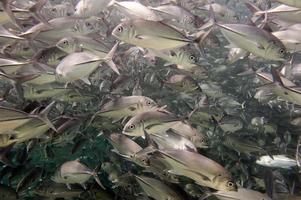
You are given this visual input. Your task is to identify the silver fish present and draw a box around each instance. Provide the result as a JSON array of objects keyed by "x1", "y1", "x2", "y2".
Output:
[{"x1": 112, "y1": 19, "x2": 194, "y2": 50}]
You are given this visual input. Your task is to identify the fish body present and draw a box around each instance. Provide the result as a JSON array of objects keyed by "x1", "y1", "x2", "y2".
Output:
[
  {"x1": 213, "y1": 188, "x2": 271, "y2": 200},
  {"x1": 56, "y1": 51, "x2": 101, "y2": 83},
  {"x1": 112, "y1": 19, "x2": 192, "y2": 50},
  {"x1": 102, "y1": 133, "x2": 143, "y2": 157},
  {"x1": 274, "y1": 0, "x2": 301, "y2": 8},
  {"x1": 135, "y1": 175, "x2": 182, "y2": 200},
  {"x1": 218, "y1": 23, "x2": 288, "y2": 61},
  {"x1": 151, "y1": 130, "x2": 197, "y2": 151},
  {"x1": 123, "y1": 110, "x2": 179, "y2": 136},
  {"x1": 149, "y1": 4, "x2": 203, "y2": 30},
  {"x1": 256, "y1": 155, "x2": 297, "y2": 169},
  {"x1": 98, "y1": 96, "x2": 158, "y2": 119},
  {"x1": 52, "y1": 159, "x2": 105, "y2": 189},
  {"x1": 75, "y1": 0, "x2": 111, "y2": 17},
  {"x1": 155, "y1": 149, "x2": 236, "y2": 191},
  {"x1": 112, "y1": 1, "x2": 162, "y2": 21}
]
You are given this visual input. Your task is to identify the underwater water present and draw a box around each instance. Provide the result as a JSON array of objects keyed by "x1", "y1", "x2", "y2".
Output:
[{"x1": 0, "y1": 0, "x2": 301, "y2": 199}]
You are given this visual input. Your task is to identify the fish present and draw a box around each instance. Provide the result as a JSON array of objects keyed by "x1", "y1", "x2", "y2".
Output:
[
  {"x1": 34, "y1": 182, "x2": 83, "y2": 199},
  {"x1": 150, "y1": 129, "x2": 197, "y2": 152},
  {"x1": 122, "y1": 110, "x2": 179, "y2": 136},
  {"x1": 164, "y1": 74, "x2": 200, "y2": 92},
  {"x1": 154, "y1": 149, "x2": 236, "y2": 191},
  {"x1": 146, "y1": 47, "x2": 208, "y2": 76},
  {"x1": 109, "y1": 1, "x2": 162, "y2": 21},
  {"x1": 0, "y1": 102, "x2": 56, "y2": 136},
  {"x1": 256, "y1": 155, "x2": 297, "y2": 169},
  {"x1": 206, "y1": 188, "x2": 272, "y2": 200},
  {"x1": 218, "y1": 23, "x2": 288, "y2": 61},
  {"x1": 74, "y1": 0, "x2": 111, "y2": 17},
  {"x1": 223, "y1": 135, "x2": 267, "y2": 156},
  {"x1": 246, "y1": 2, "x2": 301, "y2": 24},
  {"x1": 52, "y1": 159, "x2": 105, "y2": 190},
  {"x1": 56, "y1": 36, "x2": 110, "y2": 57},
  {"x1": 272, "y1": 28, "x2": 301, "y2": 52},
  {"x1": 149, "y1": 4, "x2": 204, "y2": 30},
  {"x1": 20, "y1": 17, "x2": 102, "y2": 41},
  {"x1": 101, "y1": 132, "x2": 143, "y2": 158},
  {"x1": 135, "y1": 175, "x2": 183, "y2": 200},
  {"x1": 56, "y1": 43, "x2": 119, "y2": 84},
  {"x1": 274, "y1": 0, "x2": 301, "y2": 8},
  {"x1": 97, "y1": 95, "x2": 159, "y2": 120},
  {"x1": 32, "y1": 46, "x2": 67, "y2": 67},
  {"x1": 112, "y1": 19, "x2": 199, "y2": 50},
  {"x1": 198, "y1": 3, "x2": 238, "y2": 22}
]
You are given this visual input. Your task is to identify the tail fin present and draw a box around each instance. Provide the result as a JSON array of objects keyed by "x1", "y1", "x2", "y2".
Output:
[
  {"x1": 28, "y1": 0, "x2": 53, "y2": 28},
  {"x1": 92, "y1": 165, "x2": 106, "y2": 190},
  {"x1": 271, "y1": 68, "x2": 284, "y2": 86},
  {"x1": 1, "y1": 0, "x2": 23, "y2": 30},
  {"x1": 104, "y1": 42, "x2": 120, "y2": 75},
  {"x1": 37, "y1": 101, "x2": 57, "y2": 132}
]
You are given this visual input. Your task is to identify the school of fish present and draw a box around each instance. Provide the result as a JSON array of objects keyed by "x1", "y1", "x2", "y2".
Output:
[{"x1": 0, "y1": 0, "x2": 301, "y2": 199}]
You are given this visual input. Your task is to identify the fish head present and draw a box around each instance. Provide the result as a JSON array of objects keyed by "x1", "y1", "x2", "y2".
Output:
[
  {"x1": 138, "y1": 96, "x2": 159, "y2": 112},
  {"x1": 122, "y1": 117, "x2": 144, "y2": 136},
  {"x1": 56, "y1": 37, "x2": 78, "y2": 53},
  {"x1": 213, "y1": 175, "x2": 237, "y2": 191},
  {"x1": 191, "y1": 134, "x2": 208, "y2": 148},
  {"x1": 75, "y1": 17, "x2": 102, "y2": 35},
  {"x1": 266, "y1": 40, "x2": 288, "y2": 61},
  {"x1": 112, "y1": 21, "x2": 134, "y2": 42}
]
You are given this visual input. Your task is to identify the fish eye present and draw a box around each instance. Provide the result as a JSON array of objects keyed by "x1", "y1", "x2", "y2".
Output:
[
  {"x1": 117, "y1": 26, "x2": 124, "y2": 32},
  {"x1": 63, "y1": 40, "x2": 68, "y2": 45},
  {"x1": 146, "y1": 100, "x2": 152, "y2": 105},
  {"x1": 279, "y1": 48, "x2": 285, "y2": 54},
  {"x1": 189, "y1": 55, "x2": 196, "y2": 61},
  {"x1": 86, "y1": 22, "x2": 92, "y2": 27},
  {"x1": 227, "y1": 181, "x2": 234, "y2": 187},
  {"x1": 128, "y1": 124, "x2": 135, "y2": 129},
  {"x1": 51, "y1": 8, "x2": 57, "y2": 13}
]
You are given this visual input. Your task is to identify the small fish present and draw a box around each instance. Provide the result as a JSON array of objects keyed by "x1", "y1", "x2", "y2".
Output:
[
  {"x1": 247, "y1": 2, "x2": 301, "y2": 24},
  {"x1": 274, "y1": 0, "x2": 301, "y2": 8},
  {"x1": 56, "y1": 43, "x2": 119, "y2": 84},
  {"x1": 223, "y1": 135, "x2": 267, "y2": 156},
  {"x1": 122, "y1": 110, "x2": 179, "y2": 136},
  {"x1": 256, "y1": 155, "x2": 297, "y2": 169},
  {"x1": 135, "y1": 175, "x2": 183, "y2": 200},
  {"x1": 56, "y1": 36, "x2": 110, "y2": 57},
  {"x1": 199, "y1": 3, "x2": 238, "y2": 22},
  {"x1": 97, "y1": 95, "x2": 159, "y2": 120},
  {"x1": 164, "y1": 74, "x2": 200, "y2": 93},
  {"x1": 112, "y1": 19, "x2": 200, "y2": 50},
  {"x1": 272, "y1": 28, "x2": 301, "y2": 52},
  {"x1": 101, "y1": 132, "x2": 143, "y2": 158},
  {"x1": 109, "y1": 0, "x2": 162, "y2": 21},
  {"x1": 150, "y1": 129, "x2": 197, "y2": 152},
  {"x1": 145, "y1": 47, "x2": 201, "y2": 71},
  {"x1": 75, "y1": 0, "x2": 111, "y2": 17},
  {"x1": 34, "y1": 182, "x2": 83, "y2": 199},
  {"x1": 154, "y1": 149, "x2": 236, "y2": 191},
  {"x1": 52, "y1": 159, "x2": 105, "y2": 190},
  {"x1": 20, "y1": 17, "x2": 102, "y2": 41},
  {"x1": 32, "y1": 46, "x2": 67, "y2": 67},
  {"x1": 208, "y1": 188, "x2": 272, "y2": 200},
  {"x1": 149, "y1": 4, "x2": 204, "y2": 30}
]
